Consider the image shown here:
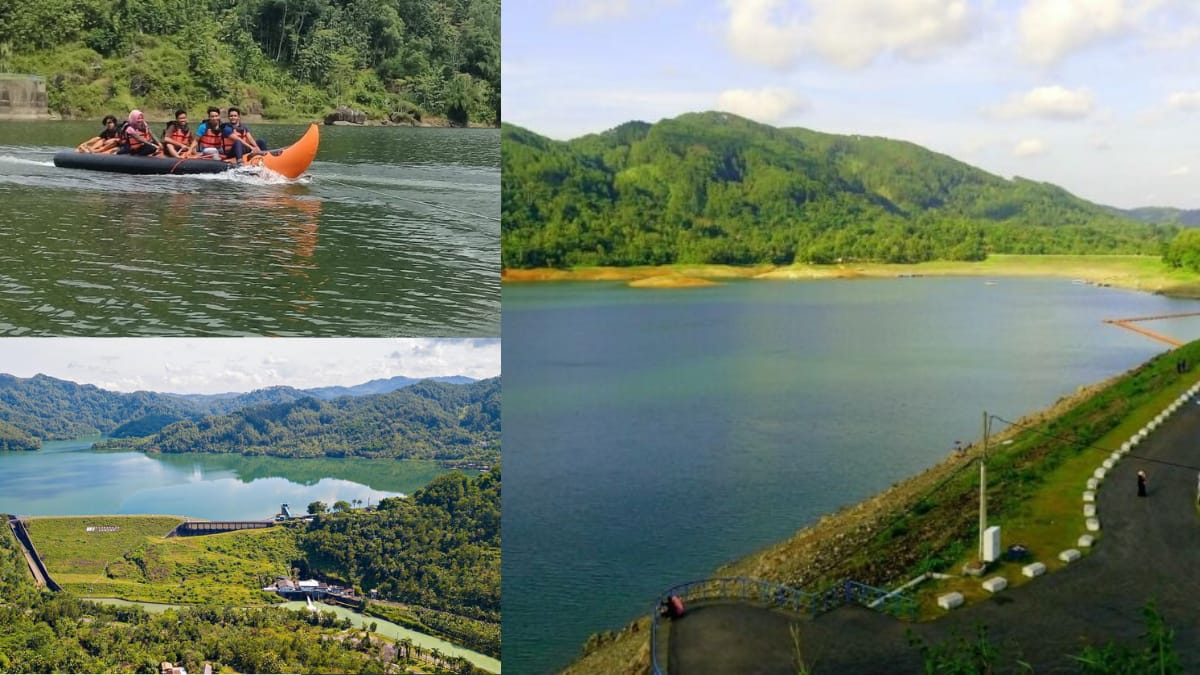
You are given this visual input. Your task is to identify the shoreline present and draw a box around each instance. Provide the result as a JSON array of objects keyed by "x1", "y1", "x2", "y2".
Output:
[{"x1": 502, "y1": 255, "x2": 1200, "y2": 297}]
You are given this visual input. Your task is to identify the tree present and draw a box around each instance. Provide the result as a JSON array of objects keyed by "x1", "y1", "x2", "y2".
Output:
[
  {"x1": 307, "y1": 501, "x2": 328, "y2": 515},
  {"x1": 332, "y1": 500, "x2": 351, "y2": 513}
]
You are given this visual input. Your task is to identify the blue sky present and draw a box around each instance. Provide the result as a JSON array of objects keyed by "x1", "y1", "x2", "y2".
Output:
[
  {"x1": 0, "y1": 339, "x2": 500, "y2": 394},
  {"x1": 503, "y1": 0, "x2": 1200, "y2": 209}
]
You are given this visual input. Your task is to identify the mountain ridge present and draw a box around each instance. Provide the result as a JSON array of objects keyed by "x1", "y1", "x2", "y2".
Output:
[{"x1": 502, "y1": 111, "x2": 1175, "y2": 268}]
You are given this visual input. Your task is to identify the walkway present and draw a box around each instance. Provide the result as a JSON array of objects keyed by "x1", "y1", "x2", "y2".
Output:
[{"x1": 667, "y1": 400, "x2": 1200, "y2": 673}]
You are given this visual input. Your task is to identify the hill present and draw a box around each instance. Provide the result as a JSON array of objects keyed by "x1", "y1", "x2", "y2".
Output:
[
  {"x1": 0, "y1": 374, "x2": 195, "y2": 440},
  {"x1": 137, "y1": 377, "x2": 501, "y2": 461},
  {"x1": 0, "y1": 374, "x2": 496, "y2": 454},
  {"x1": 304, "y1": 375, "x2": 475, "y2": 399},
  {"x1": 502, "y1": 111, "x2": 1174, "y2": 268}
]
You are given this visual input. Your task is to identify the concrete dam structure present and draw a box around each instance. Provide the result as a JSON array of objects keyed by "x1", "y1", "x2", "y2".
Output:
[{"x1": 0, "y1": 74, "x2": 52, "y2": 119}]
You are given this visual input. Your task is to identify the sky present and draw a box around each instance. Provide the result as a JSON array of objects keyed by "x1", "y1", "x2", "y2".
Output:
[
  {"x1": 503, "y1": 0, "x2": 1200, "y2": 209},
  {"x1": 0, "y1": 338, "x2": 500, "y2": 394}
]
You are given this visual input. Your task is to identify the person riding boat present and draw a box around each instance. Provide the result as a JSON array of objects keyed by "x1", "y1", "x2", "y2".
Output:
[
  {"x1": 161, "y1": 109, "x2": 196, "y2": 158},
  {"x1": 116, "y1": 110, "x2": 161, "y2": 156},
  {"x1": 76, "y1": 115, "x2": 121, "y2": 153},
  {"x1": 226, "y1": 107, "x2": 267, "y2": 151},
  {"x1": 194, "y1": 106, "x2": 248, "y2": 164}
]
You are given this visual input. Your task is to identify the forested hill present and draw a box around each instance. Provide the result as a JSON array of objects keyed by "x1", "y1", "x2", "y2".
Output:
[
  {"x1": 502, "y1": 111, "x2": 1174, "y2": 268},
  {"x1": 0, "y1": 374, "x2": 494, "y2": 452},
  {"x1": 0, "y1": 0, "x2": 499, "y2": 125},
  {"x1": 0, "y1": 374, "x2": 195, "y2": 441},
  {"x1": 138, "y1": 377, "x2": 501, "y2": 461}
]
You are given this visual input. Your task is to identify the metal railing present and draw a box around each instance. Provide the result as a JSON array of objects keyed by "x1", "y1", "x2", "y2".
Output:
[{"x1": 649, "y1": 577, "x2": 915, "y2": 674}]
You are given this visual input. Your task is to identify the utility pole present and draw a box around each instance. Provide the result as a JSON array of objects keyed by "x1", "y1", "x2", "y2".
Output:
[{"x1": 979, "y1": 411, "x2": 989, "y2": 562}]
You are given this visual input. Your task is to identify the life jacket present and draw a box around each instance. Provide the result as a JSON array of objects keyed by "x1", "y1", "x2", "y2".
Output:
[
  {"x1": 120, "y1": 122, "x2": 155, "y2": 153},
  {"x1": 230, "y1": 124, "x2": 253, "y2": 146},
  {"x1": 197, "y1": 123, "x2": 237, "y2": 156},
  {"x1": 164, "y1": 123, "x2": 194, "y2": 147}
]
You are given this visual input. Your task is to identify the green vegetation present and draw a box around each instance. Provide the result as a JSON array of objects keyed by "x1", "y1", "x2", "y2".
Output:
[
  {"x1": 25, "y1": 516, "x2": 299, "y2": 605},
  {"x1": 300, "y1": 469, "x2": 501, "y2": 656},
  {"x1": 0, "y1": 0, "x2": 499, "y2": 125},
  {"x1": 0, "y1": 517, "x2": 415, "y2": 674},
  {"x1": 103, "y1": 377, "x2": 501, "y2": 462},
  {"x1": 0, "y1": 373, "x2": 194, "y2": 440},
  {"x1": 1, "y1": 373, "x2": 498, "y2": 463},
  {"x1": 502, "y1": 112, "x2": 1175, "y2": 268},
  {"x1": 0, "y1": 419, "x2": 39, "y2": 450}
]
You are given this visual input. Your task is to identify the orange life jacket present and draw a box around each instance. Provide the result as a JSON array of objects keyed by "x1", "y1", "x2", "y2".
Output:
[
  {"x1": 197, "y1": 124, "x2": 237, "y2": 156},
  {"x1": 120, "y1": 122, "x2": 154, "y2": 152},
  {"x1": 165, "y1": 123, "x2": 193, "y2": 147}
]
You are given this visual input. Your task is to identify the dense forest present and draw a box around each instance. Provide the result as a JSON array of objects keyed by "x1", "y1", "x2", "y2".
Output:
[
  {"x1": 0, "y1": 518, "x2": 483, "y2": 674},
  {"x1": 106, "y1": 377, "x2": 501, "y2": 462},
  {"x1": 299, "y1": 469, "x2": 501, "y2": 657},
  {"x1": 0, "y1": 373, "x2": 489, "y2": 454},
  {"x1": 502, "y1": 112, "x2": 1178, "y2": 268},
  {"x1": 0, "y1": 374, "x2": 195, "y2": 440},
  {"x1": 0, "y1": 0, "x2": 499, "y2": 125}
]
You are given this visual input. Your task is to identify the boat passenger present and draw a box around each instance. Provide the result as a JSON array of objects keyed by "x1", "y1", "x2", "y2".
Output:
[
  {"x1": 226, "y1": 106, "x2": 267, "y2": 152},
  {"x1": 116, "y1": 110, "x2": 161, "y2": 156},
  {"x1": 195, "y1": 106, "x2": 247, "y2": 164},
  {"x1": 76, "y1": 115, "x2": 121, "y2": 153},
  {"x1": 161, "y1": 109, "x2": 197, "y2": 158}
]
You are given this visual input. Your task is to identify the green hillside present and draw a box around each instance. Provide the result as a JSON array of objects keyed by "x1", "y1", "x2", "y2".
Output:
[
  {"x1": 124, "y1": 377, "x2": 501, "y2": 461},
  {"x1": 0, "y1": 0, "x2": 499, "y2": 125},
  {"x1": 502, "y1": 111, "x2": 1175, "y2": 268}
]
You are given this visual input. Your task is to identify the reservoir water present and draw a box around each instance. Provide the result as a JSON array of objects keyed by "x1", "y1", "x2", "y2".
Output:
[
  {"x1": 0, "y1": 436, "x2": 446, "y2": 519},
  {"x1": 0, "y1": 122, "x2": 498, "y2": 336},
  {"x1": 502, "y1": 277, "x2": 1200, "y2": 674}
]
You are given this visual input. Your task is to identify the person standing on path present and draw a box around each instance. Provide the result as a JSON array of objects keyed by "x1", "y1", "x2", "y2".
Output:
[{"x1": 1137, "y1": 470, "x2": 1148, "y2": 497}]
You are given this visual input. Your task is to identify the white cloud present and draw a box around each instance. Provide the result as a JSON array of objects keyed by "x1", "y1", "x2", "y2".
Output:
[
  {"x1": 725, "y1": 0, "x2": 973, "y2": 69},
  {"x1": 1017, "y1": 0, "x2": 1157, "y2": 65},
  {"x1": 992, "y1": 85, "x2": 1095, "y2": 120},
  {"x1": 724, "y1": 0, "x2": 805, "y2": 68},
  {"x1": 1167, "y1": 165, "x2": 1190, "y2": 176},
  {"x1": 1014, "y1": 138, "x2": 1048, "y2": 156},
  {"x1": 1167, "y1": 91, "x2": 1200, "y2": 110},
  {"x1": 716, "y1": 87, "x2": 807, "y2": 123}
]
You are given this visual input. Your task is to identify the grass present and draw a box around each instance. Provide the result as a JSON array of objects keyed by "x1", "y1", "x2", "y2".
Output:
[
  {"x1": 502, "y1": 254, "x2": 1200, "y2": 297},
  {"x1": 24, "y1": 515, "x2": 302, "y2": 605}
]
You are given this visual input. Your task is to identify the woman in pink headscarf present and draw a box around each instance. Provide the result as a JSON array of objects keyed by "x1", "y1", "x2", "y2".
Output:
[{"x1": 116, "y1": 109, "x2": 162, "y2": 156}]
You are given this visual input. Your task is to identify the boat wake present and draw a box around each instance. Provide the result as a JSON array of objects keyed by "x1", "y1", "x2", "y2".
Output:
[
  {"x1": 185, "y1": 166, "x2": 311, "y2": 186},
  {"x1": 0, "y1": 154, "x2": 54, "y2": 167}
]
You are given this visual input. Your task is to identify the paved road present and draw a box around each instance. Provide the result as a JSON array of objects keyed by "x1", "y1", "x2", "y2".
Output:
[{"x1": 669, "y1": 400, "x2": 1200, "y2": 673}]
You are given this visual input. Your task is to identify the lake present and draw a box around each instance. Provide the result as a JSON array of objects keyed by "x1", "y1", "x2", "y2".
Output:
[
  {"x1": 0, "y1": 122, "x2": 498, "y2": 336},
  {"x1": 502, "y1": 277, "x2": 1200, "y2": 674},
  {"x1": 0, "y1": 436, "x2": 447, "y2": 519}
]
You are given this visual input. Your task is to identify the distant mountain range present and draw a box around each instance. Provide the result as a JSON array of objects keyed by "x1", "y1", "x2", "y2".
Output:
[
  {"x1": 503, "y1": 111, "x2": 1176, "y2": 268},
  {"x1": 0, "y1": 373, "x2": 493, "y2": 462}
]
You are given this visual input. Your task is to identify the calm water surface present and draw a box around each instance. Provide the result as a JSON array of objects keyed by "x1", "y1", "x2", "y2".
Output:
[
  {"x1": 503, "y1": 277, "x2": 1200, "y2": 674},
  {"x1": 0, "y1": 122, "x2": 498, "y2": 336},
  {"x1": 0, "y1": 436, "x2": 446, "y2": 519}
]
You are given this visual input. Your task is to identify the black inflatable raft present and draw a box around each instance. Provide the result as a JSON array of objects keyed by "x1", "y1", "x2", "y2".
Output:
[{"x1": 52, "y1": 151, "x2": 236, "y2": 175}]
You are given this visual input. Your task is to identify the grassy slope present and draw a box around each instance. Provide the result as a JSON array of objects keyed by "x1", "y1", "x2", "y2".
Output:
[
  {"x1": 25, "y1": 516, "x2": 300, "y2": 605},
  {"x1": 502, "y1": 254, "x2": 1200, "y2": 297},
  {"x1": 561, "y1": 339, "x2": 1200, "y2": 674}
]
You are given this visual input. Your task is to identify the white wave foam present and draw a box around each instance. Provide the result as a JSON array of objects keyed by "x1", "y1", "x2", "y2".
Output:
[
  {"x1": 0, "y1": 155, "x2": 54, "y2": 167},
  {"x1": 183, "y1": 165, "x2": 309, "y2": 186}
]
